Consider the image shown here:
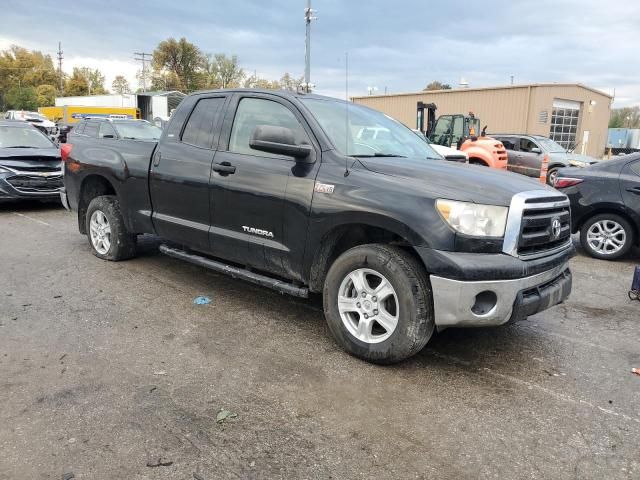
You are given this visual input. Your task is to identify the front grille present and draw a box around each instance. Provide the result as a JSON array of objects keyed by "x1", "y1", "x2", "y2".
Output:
[
  {"x1": 5, "y1": 164, "x2": 61, "y2": 173},
  {"x1": 517, "y1": 199, "x2": 571, "y2": 257},
  {"x1": 7, "y1": 174, "x2": 63, "y2": 193}
]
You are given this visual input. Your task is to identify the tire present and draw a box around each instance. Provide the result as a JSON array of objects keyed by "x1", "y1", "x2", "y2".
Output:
[
  {"x1": 323, "y1": 244, "x2": 434, "y2": 364},
  {"x1": 580, "y1": 213, "x2": 634, "y2": 260},
  {"x1": 546, "y1": 167, "x2": 559, "y2": 186},
  {"x1": 85, "y1": 195, "x2": 137, "y2": 261}
]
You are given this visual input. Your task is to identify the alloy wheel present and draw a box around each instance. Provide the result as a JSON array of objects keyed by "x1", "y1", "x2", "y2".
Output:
[
  {"x1": 337, "y1": 268, "x2": 399, "y2": 344},
  {"x1": 586, "y1": 219, "x2": 626, "y2": 255},
  {"x1": 89, "y1": 210, "x2": 112, "y2": 255}
]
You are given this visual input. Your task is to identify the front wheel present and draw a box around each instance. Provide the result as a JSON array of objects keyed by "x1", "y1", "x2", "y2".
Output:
[
  {"x1": 546, "y1": 167, "x2": 559, "y2": 186},
  {"x1": 580, "y1": 213, "x2": 634, "y2": 260},
  {"x1": 323, "y1": 244, "x2": 434, "y2": 364}
]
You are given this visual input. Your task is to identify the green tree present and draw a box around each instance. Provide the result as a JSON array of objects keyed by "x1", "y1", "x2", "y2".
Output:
[
  {"x1": 111, "y1": 75, "x2": 131, "y2": 94},
  {"x1": 64, "y1": 69, "x2": 89, "y2": 96},
  {"x1": 36, "y1": 84, "x2": 56, "y2": 106},
  {"x1": 76, "y1": 67, "x2": 107, "y2": 94},
  {"x1": 152, "y1": 37, "x2": 204, "y2": 91},
  {"x1": 5, "y1": 85, "x2": 38, "y2": 110},
  {"x1": 279, "y1": 72, "x2": 304, "y2": 91},
  {"x1": 243, "y1": 73, "x2": 280, "y2": 90},
  {"x1": 609, "y1": 107, "x2": 640, "y2": 128},
  {"x1": 424, "y1": 81, "x2": 452, "y2": 91}
]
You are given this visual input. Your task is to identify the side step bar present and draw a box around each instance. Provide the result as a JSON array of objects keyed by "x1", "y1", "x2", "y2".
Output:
[{"x1": 159, "y1": 244, "x2": 309, "y2": 298}]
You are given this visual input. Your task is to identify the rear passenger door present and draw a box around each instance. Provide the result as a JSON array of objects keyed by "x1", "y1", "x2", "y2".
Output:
[
  {"x1": 497, "y1": 137, "x2": 519, "y2": 173},
  {"x1": 149, "y1": 95, "x2": 228, "y2": 252}
]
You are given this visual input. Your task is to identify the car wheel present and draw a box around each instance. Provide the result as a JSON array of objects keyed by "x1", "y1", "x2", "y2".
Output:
[
  {"x1": 580, "y1": 213, "x2": 634, "y2": 260},
  {"x1": 546, "y1": 167, "x2": 559, "y2": 186},
  {"x1": 323, "y1": 244, "x2": 434, "y2": 364},
  {"x1": 85, "y1": 195, "x2": 137, "y2": 261}
]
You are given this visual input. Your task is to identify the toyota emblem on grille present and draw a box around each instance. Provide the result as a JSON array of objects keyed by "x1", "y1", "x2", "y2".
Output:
[{"x1": 551, "y1": 217, "x2": 562, "y2": 239}]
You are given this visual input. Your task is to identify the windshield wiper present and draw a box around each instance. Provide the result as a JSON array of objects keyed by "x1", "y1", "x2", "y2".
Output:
[
  {"x1": 6, "y1": 145, "x2": 37, "y2": 148},
  {"x1": 351, "y1": 153, "x2": 407, "y2": 158}
]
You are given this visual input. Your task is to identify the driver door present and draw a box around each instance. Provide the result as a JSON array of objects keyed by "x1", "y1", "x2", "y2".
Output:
[{"x1": 209, "y1": 94, "x2": 318, "y2": 279}]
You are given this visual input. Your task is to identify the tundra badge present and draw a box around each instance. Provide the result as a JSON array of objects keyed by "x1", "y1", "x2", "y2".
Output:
[{"x1": 242, "y1": 226, "x2": 275, "y2": 238}]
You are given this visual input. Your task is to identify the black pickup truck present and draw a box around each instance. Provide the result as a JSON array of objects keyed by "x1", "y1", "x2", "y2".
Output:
[{"x1": 61, "y1": 89, "x2": 574, "y2": 364}]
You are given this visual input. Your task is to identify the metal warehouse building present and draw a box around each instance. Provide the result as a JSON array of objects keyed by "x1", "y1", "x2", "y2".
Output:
[{"x1": 352, "y1": 83, "x2": 612, "y2": 157}]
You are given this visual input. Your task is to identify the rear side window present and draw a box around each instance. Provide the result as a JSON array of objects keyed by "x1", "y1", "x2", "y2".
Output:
[
  {"x1": 500, "y1": 138, "x2": 517, "y2": 150},
  {"x1": 84, "y1": 122, "x2": 99, "y2": 138},
  {"x1": 181, "y1": 97, "x2": 225, "y2": 149},
  {"x1": 73, "y1": 122, "x2": 86, "y2": 135}
]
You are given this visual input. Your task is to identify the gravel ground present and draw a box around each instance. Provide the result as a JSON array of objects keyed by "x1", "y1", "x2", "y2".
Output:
[{"x1": 1, "y1": 201, "x2": 639, "y2": 480}]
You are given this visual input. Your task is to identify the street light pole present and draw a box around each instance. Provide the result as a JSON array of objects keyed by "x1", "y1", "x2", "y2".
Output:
[{"x1": 304, "y1": 0, "x2": 316, "y2": 93}]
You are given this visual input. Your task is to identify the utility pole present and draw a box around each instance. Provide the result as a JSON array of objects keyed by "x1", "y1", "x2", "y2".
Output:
[
  {"x1": 303, "y1": 0, "x2": 317, "y2": 93},
  {"x1": 57, "y1": 42, "x2": 64, "y2": 93},
  {"x1": 134, "y1": 52, "x2": 152, "y2": 92}
]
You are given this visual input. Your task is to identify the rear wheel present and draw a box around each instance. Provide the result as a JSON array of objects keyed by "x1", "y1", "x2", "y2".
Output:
[
  {"x1": 580, "y1": 213, "x2": 634, "y2": 260},
  {"x1": 85, "y1": 195, "x2": 137, "y2": 261},
  {"x1": 323, "y1": 244, "x2": 434, "y2": 364},
  {"x1": 546, "y1": 167, "x2": 559, "y2": 186}
]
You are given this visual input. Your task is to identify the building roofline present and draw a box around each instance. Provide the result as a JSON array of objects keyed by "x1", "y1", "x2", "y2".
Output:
[{"x1": 352, "y1": 83, "x2": 613, "y2": 100}]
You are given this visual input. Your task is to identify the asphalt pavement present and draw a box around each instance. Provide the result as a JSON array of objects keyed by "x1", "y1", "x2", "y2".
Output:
[{"x1": 1, "y1": 201, "x2": 638, "y2": 479}]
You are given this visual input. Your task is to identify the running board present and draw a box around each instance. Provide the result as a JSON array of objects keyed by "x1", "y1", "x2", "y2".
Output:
[{"x1": 159, "y1": 244, "x2": 309, "y2": 298}]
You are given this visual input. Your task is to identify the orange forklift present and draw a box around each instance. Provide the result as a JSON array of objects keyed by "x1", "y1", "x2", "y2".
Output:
[{"x1": 417, "y1": 101, "x2": 509, "y2": 170}]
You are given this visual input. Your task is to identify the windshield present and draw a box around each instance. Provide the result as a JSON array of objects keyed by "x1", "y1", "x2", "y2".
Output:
[
  {"x1": 301, "y1": 98, "x2": 441, "y2": 159},
  {"x1": 113, "y1": 121, "x2": 162, "y2": 140},
  {"x1": 537, "y1": 137, "x2": 566, "y2": 153},
  {"x1": 0, "y1": 126, "x2": 55, "y2": 148}
]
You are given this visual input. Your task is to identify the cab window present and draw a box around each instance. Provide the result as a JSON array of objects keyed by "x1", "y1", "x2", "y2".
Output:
[
  {"x1": 181, "y1": 97, "x2": 226, "y2": 149},
  {"x1": 98, "y1": 123, "x2": 117, "y2": 139},
  {"x1": 499, "y1": 138, "x2": 517, "y2": 150},
  {"x1": 519, "y1": 138, "x2": 538, "y2": 153},
  {"x1": 83, "y1": 122, "x2": 100, "y2": 138},
  {"x1": 229, "y1": 98, "x2": 308, "y2": 158}
]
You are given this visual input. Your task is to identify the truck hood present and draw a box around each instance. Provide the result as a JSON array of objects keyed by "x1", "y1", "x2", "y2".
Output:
[
  {"x1": 357, "y1": 157, "x2": 555, "y2": 206},
  {"x1": 548, "y1": 151, "x2": 600, "y2": 165}
]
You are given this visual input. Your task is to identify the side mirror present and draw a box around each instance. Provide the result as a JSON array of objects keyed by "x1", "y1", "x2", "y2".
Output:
[
  {"x1": 249, "y1": 125, "x2": 312, "y2": 161},
  {"x1": 531, "y1": 147, "x2": 542, "y2": 154}
]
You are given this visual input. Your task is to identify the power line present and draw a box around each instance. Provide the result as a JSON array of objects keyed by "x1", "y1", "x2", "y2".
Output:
[{"x1": 134, "y1": 52, "x2": 152, "y2": 92}]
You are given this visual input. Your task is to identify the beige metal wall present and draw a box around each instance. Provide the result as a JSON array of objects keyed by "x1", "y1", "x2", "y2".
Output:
[{"x1": 352, "y1": 84, "x2": 612, "y2": 157}]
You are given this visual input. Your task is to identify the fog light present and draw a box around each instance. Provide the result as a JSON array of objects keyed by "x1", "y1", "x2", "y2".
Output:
[{"x1": 471, "y1": 290, "x2": 497, "y2": 316}]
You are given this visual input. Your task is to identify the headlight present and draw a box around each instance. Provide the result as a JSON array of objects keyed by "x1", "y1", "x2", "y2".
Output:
[
  {"x1": 569, "y1": 159, "x2": 589, "y2": 167},
  {"x1": 436, "y1": 199, "x2": 508, "y2": 237}
]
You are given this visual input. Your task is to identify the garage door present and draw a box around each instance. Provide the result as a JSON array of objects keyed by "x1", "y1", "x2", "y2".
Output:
[{"x1": 550, "y1": 99, "x2": 581, "y2": 151}]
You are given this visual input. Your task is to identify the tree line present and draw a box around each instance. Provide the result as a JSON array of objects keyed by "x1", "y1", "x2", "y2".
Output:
[
  {"x1": 0, "y1": 38, "x2": 303, "y2": 111},
  {"x1": 609, "y1": 106, "x2": 640, "y2": 129}
]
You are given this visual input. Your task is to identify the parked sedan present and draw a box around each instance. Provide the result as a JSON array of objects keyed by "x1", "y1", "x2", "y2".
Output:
[
  {"x1": 554, "y1": 153, "x2": 640, "y2": 259},
  {"x1": 0, "y1": 120, "x2": 62, "y2": 202},
  {"x1": 492, "y1": 134, "x2": 599, "y2": 185}
]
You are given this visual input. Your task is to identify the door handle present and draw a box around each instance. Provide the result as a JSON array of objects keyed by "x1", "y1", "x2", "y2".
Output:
[
  {"x1": 212, "y1": 161, "x2": 236, "y2": 175},
  {"x1": 627, "y1": 186, "x2": 640, "y2": 195},
  {"x1": 152, "y1": 151, "x2": 162, "y2": 167}
]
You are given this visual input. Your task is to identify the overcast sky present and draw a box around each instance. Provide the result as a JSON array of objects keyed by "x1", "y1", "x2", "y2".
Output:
[{"x1": 2, "y1": 0, "x2": 639, "y2": 106}]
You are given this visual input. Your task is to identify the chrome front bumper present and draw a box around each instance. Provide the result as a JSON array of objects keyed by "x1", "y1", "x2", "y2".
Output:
[{"x1": 430, "y1": 262, "x2": 571, "y2": 328}]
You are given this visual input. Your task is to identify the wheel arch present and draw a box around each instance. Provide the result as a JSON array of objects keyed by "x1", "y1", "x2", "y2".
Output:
[
  {"x1": 77, "y1": 174, "x2": 118, "y2": 234},
  {"x1": 306, "y1": 220, "x2": 425, "y2": 293},
  {"x1": 576, "y1": 207, "x2": 639, "y2": 245}
]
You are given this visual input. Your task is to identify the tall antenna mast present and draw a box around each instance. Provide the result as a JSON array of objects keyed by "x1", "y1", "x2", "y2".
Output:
[
  {"x1": 303, "y1": 0, "x2": 317, "y2": 93},
  {"x1": 57, "y1": 42, "x2": 64, "y2": 92},
  {"x1": 134, "y1": 52, "x2": 152, "y2": 92}
]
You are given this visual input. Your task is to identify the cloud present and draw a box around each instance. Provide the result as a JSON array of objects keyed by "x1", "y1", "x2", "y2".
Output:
[{"x1": 1, "y1": 0, "x2": 639, "y2": 105}]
